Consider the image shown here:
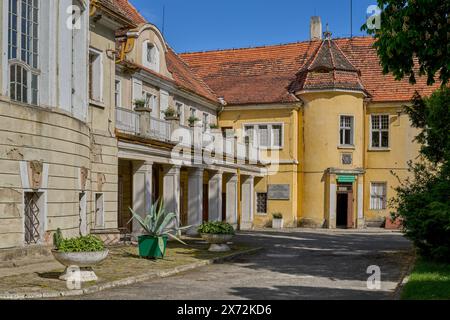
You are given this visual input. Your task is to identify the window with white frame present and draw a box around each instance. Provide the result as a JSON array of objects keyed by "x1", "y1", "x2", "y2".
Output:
[
  {"x1": 370, "y1": 182, "x2": 387, "y2": 210},
  {"x1": 8, "y1": 0, "x2": 39, "y2": 105},
  {"x1": 340, "y1": 115, "x2": 354, "y2": 146},
  {"x1": 244, "y1": 124, "x2": 283, "y2": 149},
  {"x1": 202, "y1": 113, "x2": 209, "y2": 132},
  {"x1": 114, "y1": 79, "x2": 121, "y2": 108},
  {"x1": 89, "y1": 50, "x2": 103, "y2": 102},
  {"x1": 95, "y1": 193, "x2": 104, "y2": 228},
  {"x1": 371, "y1": 115, "x2": 390, "y2": 148},
  {"x1": 143, "y1": 91, "x2": 157, "y2": 110},
  {"x1": 176, "y1": 102, "x2": 184, "y2": 125},
  {"x1": 143, "y1": 41, "x2": 160, "y2": 73}
]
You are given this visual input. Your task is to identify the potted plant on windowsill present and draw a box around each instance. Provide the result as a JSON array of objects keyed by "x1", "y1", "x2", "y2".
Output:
[
  {"x1": 129, "y1": 199, "x2": 189, "y2": 259},
  {"x1": 163, "y1": 106, "x2": 180, "y2": 121},
  {"x1": 272, "y1": 213, "x2": 284, "y2": 229},
  {"x1": 133, "y1": 98, "x2": 148, "y2": 111},
  {"x1": 51, "y1": 228, "x2": 109, "y2": 282},
  {"x1": 198, "y1": 221, "x2": 235, "y2": 252},
  {"x1": 188, "y1": 116, "x2": 200, "y2": 127}
]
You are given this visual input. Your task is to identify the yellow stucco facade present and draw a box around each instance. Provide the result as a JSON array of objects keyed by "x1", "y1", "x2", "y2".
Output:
[{"x1": 219, "y1": 91, "x2": 419, "y2": 229}]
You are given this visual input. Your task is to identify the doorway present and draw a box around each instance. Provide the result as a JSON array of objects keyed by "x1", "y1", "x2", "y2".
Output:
[
  {"x1": 336, "y1": 183, "x2": 354, "y2": 228},
  {"x1": 202, "y1": 184, "x2": 209, "y2": 222}
]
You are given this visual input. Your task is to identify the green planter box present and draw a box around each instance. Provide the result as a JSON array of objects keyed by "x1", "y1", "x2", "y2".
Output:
[{"x1": 138, "y1": 235, "x2": 168, "y2": 259}]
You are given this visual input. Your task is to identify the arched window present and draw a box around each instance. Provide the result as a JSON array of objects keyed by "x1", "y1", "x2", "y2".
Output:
[
  {"x1": 142, "y1": 41, "x2": 160, "y2": 73},
  {"x1": 8, "y1": 0, "x2": 39, "y2": 105}
]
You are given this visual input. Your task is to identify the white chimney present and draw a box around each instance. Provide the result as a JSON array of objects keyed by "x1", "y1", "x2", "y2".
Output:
[{"x1": 310, "y1": 16, "x2": 322, "y2": 41}]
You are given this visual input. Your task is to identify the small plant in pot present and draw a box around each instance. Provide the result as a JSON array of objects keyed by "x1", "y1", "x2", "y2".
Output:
[
  {"x1": 272, "y1": 213, "x2": 284, "y2": 229},
  {"x1": 51, "y1": 228, "x2": 109, "y2": 282},
  {"x1": 198, "y1": 221, "x2": 235, "y2": 252},
  {"x1": 188, "y1": 115, "x2": 200, "y2": 127},
  {"x1": 129, "y1": 199, "x2": 189, "y2": 259},
  {"x1": 163, "y1": 106, "x2": 179, "y2": 120},
  {"x1": 134, "y1": 98, "x2": 147, "y2": 109}
]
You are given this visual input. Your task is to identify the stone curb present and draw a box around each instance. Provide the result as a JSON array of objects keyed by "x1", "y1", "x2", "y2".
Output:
[
  {"x1": 392, "y1": 249, "x2": 416, "y2": 300},
  {"x1": 0, "y1": 247, "x2": 262, "y2": 300}
]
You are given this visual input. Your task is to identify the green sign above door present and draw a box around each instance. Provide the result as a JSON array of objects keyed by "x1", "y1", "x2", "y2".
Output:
[{"x1": 337, "y1": 175, "x2": 356, "y2": 183}]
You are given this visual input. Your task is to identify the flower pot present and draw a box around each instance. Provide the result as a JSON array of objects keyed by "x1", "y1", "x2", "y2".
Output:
[
  {"x1": 138, "y1": 235, "x2": 168, "y2": 259},
  {"x1": 272, "y1": 218, "x2": 284, "y2": 229},
  {"x1": 51, "y1": 249, "x2": 109, "y2": 282},
  {"x1": 200, "y1": 233, "x2": 234, "y2": 252}
]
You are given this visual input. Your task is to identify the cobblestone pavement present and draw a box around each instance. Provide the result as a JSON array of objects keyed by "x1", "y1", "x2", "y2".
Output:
[{"x1": 70, "y1": 229, "x2": 413, "y2": 300}]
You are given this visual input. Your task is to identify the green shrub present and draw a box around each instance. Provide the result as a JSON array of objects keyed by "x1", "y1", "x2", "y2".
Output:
[
  {"x1": 272, "y1": 213, "x2": 283, "y2": 219},
  {"x1": 53, "y1": 228, "x2": 105, "y2": 253},
  {"x1": 198, "y1": 221, "x2": 235, "y2": 235}
]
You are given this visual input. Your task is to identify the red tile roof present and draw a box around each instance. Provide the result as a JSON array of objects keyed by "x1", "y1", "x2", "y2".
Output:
[
  {"x1": 181, "y1": 37, "x2": 440, "y2": 105},
  {"x1": 114, "y1": 0, "x2": 219, "y2": 104}
]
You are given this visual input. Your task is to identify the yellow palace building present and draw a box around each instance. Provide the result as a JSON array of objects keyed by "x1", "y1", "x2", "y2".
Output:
[{"x1": 181, "y1": 18, "x2": 438, "y2": 229}]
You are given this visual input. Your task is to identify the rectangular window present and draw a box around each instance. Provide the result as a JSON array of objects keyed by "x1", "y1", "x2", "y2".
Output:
[
  {"x1": 203, "y1": 113, "x2": 209, "y2": 132},
  {"x1": 89, "y1": 50, "x2": 102, "y2": 102},
  {"x1": 371, "y1": 115, "x2": 389, "y2": 148},
  {"x1": 79, "y1": 192, "x2": 87, "y2": 236},
  {"x1": 24, "y1": 191, "x2": 44, "y2": 245},
  {"x1": 256, "y1": 193, "x2": 268, "y2": 214},
  {"x1": 8, "y1": 0, "x2": 39, "y2": 105},
  {"x1": 370, "y1": 182, "x2": 387, "y2": 210},
  {"x1": 176, "y1": 102, "x2": 184, "y2": 125},
  {"x1": 340, "y1": 116, "x2": 354, "y2": 146},
  {"x1": 143, "y1": 91, "x2": 157, "y2": 110},
  {"x1": 114, "y1": 79, "x2": 121, "y2": 108},
  {"x1": 95, "y1": 193, "x2": 104, "y2": 228},
  {"x1": 243, "y1": 124, "x2": 283, "y2": 149}
]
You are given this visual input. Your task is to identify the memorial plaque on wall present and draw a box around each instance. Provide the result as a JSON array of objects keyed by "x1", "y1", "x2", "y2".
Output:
[{"x1": 268, "y1": 184, "x2": 290, "y2": 200}]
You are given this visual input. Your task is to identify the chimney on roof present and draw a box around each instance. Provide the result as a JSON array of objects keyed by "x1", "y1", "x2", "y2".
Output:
[{"x1": 310, "y1": 16, "x2": 322, "y2": 41}]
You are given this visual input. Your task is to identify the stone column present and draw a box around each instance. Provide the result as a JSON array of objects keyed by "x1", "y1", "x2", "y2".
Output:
[
  {"x1": 356, "y1": 174, "x2": 365, "y2": 229},
  {"x1": 208, "y1": 171, "x2": 223, "y2": 222},
  {"x1": 241, "y1": 175, "x2": 254, "y2": 230},
  {"x1": 132, "y1": 161, "x2": 153, "y2": 237},
  {"x1": 163, "y1": 165, "x2": 181, "y2": 227},
  {"x1": 225, "y1": 174, "x2": 238, "y2": 229},
  {"x1": 187, "y1": 167, "x2": 204, "y2": 236}
]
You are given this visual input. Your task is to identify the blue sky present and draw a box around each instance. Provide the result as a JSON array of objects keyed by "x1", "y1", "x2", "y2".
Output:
[{"x1": 131, "y1": 0, "x2": 376, "y2": 53}]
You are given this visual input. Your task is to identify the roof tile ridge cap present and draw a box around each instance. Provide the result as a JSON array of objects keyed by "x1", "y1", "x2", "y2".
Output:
[{"x1": 170, "y1": 48, "x2": 220, "y2": 100}]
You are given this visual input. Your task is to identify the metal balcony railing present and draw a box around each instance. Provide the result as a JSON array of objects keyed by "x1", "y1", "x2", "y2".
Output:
[
  {"x1": 149, "y1": 116, "x2": 172, "y2": 142},
  {"x1": 116, "y1": 108, "x2": 140, "y2": 134}
]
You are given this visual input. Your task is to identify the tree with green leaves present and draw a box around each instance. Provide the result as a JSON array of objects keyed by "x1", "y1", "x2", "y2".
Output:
[{"x1": 363, "y1": 0, "x2": 449, "y2": 86}]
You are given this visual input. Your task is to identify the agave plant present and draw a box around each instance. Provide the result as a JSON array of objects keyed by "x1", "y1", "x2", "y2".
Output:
[{"x1": 128, "y1": 199, "x2": 189, "y2": 253}]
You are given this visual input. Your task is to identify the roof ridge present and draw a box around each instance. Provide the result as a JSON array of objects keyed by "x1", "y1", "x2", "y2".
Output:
[{"x1": 180, "y1": 36, "x2": 374, "y2": 55}]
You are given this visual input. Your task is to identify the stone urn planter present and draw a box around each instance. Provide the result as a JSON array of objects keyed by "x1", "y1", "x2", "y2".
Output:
[
  {"x1": 272, "y1": 214, "x2": 284, "y2": 229},
  {"x1": 51, "y1": 250, "x2": 109, "y2": 282},
  {"x1": 200, "y1": 234, "x2": 234, "y2": 252}
]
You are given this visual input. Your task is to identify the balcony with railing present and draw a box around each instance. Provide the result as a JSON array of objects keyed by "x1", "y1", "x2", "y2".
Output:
[{"x1": 116, "y1": 108, "x2": 140, "y2": 135}]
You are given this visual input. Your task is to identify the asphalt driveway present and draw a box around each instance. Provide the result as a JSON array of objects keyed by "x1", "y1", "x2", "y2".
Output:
[{"x1": 71, "y1": 229, "x2": 413, "y2": 300}]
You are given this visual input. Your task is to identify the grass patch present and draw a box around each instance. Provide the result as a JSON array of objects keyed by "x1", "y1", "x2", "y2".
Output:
[{"x1": 401, "y1": 259, "x2": 450, "y2": 300}]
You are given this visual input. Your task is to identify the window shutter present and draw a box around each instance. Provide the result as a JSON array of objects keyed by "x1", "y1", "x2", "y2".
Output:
[
  {"x1": 159, "y1": 90, "x2": 169, "y2": 119},
  {"x1": 132, "y1": 78, "x2": 142, "y2": 106}
]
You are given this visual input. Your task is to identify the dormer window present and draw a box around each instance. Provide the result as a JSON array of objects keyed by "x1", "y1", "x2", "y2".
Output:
[{"x1": 143, "y1": 41, "x2": 160, "y2": 73}]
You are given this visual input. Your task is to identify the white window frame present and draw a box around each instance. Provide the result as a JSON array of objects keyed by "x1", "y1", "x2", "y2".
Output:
[
  {"x1": 339, "y1": 115, "x2": 354, "y2": 147},
  {"x1": 143, "y1": 90, "x2": 157, "y2": 110},
  {"x1": 114, "y1": 79, "x2": 121, "y2": 108},
  {"x1": 370, "y1": 114, "x2": 390, "y2": 149},
  {"x1": 176, "y1": 101, "x2": 185, "y2": 125},
  {"x1": 8, "y1": 0, "x2": 40, "y2": 105},
  {"x1": 370, "y1": 182, "x2": 387, "y2": 210},
  {"x1": 88, "y1": 48, "x2": 103, "y2": 103},
  {"x1": 242, "y1": 123, "x2": 284, "y2": 150},
  {"x1": 142, "y1": 40, "x2": 160, "y2": 73}
]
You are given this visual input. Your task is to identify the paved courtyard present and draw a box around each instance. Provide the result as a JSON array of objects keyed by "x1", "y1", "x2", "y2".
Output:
[{"x1": 70, "y1": 229, "x2": 412, "y2": 300}]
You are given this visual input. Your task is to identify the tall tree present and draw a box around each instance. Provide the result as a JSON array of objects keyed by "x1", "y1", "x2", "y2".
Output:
[{"x1": 363, "y1": 0, "x2": 450, "y2": 86}]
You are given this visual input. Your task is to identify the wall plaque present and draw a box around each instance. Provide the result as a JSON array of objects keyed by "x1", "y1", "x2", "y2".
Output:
[{"x1": 268, "y1": 184, "x2": 290, "y2": 200}]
